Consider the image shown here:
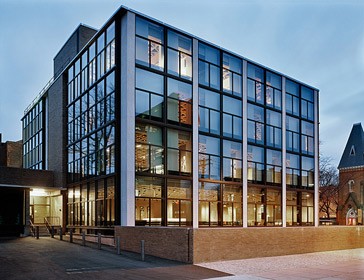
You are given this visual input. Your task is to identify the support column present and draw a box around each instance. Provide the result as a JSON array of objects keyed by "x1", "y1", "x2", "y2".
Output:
[
  {"x1": 120, "y1": 11, "x2": 136, "y2": 226},
  {"x1": 242, "y1": 60, "x2": 248, "y2": 228},
  {"x1": 314, "y1": 89, "x2": 320, "y2": 227},
  {"x1": 192, "y1": 38, "x2": 199, "y2": 228},
  {"x1": 281, "y1": 77, "x2": 287, "y2": 227}
]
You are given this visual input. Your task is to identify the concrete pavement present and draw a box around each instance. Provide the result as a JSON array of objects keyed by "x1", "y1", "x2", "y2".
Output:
[
  {"x1": 198, "y1": 248, "x2": 364, "y2": 279},
  {"x1": 0, "y1": 237, "x2": 229, "y2": 280},
  {"x1": 1, "y1": 236, "x2": 364, "y2": 279}
]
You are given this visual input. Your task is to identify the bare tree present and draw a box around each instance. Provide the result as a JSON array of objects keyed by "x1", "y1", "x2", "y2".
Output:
[{"x1": 319, "y1": 156, "x2": 339, "y2": 219}]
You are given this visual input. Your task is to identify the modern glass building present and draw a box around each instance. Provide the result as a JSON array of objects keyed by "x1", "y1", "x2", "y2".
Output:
[{"x1": 22, "y1": 6, "x2": 319, "y2": 232}]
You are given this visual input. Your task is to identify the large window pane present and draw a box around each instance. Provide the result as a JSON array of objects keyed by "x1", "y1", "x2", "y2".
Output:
[{"x1": 136, "y1": 68, "x2": 164, "y2": 94}]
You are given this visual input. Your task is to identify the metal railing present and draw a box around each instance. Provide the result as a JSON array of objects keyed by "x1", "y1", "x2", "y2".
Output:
[
  {"x1": 29, "y1": 220, "x2": 36, "y2": 237},
  {"x1": 24, "y1": 76, "x2": 54, "y2": 114},
  {"x1": 44, "y1": 217, "x2": 61, "y2": 237}
]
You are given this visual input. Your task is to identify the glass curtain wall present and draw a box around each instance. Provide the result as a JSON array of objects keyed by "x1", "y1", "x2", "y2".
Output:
[
  {"x1": 247, "y1": 63, "x2": 283, "y2": 227},
  {"x1": 67, "y1": 22, "x2": 116, "y2": 229},
  {"x1": 23, "y1": 101, "x2": 44, "y2": 170},
  {"x1": 198, "y1": 43, "x2": 243, "y2": 226},
  {"x1": 285, "y1": 80, "x2": 315, "y2": 226},
  {"x1": 135, "y1": 16, "x2": 193, "y2": 227}
]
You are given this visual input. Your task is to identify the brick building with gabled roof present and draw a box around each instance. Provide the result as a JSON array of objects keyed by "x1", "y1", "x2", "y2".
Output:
[{"x1": 337, "y1": 123, "x2": 364, "y2": 225}]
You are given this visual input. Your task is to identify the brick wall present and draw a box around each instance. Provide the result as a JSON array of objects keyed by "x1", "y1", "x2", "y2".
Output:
[
  {"x1": 115, "y1": 227, "x2": 193, "y2": 263},
  {"x1": 47, "y1": 77, "x2": 67, "y2": 189},
  {"x1": 338, "y1": 168, "x2": 364, "y2": 225},
  {"x1": 0, "y1": 140, "x2": 22, "y2": 168},
  {"x1": 193, "y1": 226, "x2": 364, "y2": 263},
  {"x1": 115, "y1": 226, "x2": 364, "y2": 264},
  {"x1": 53, "y1": 25, "x2": 97, "y2": 78}
]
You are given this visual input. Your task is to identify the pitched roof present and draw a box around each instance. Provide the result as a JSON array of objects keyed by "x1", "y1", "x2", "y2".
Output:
[{"x1": 338, "y1": 123, "x2": 364, "y2": 169}]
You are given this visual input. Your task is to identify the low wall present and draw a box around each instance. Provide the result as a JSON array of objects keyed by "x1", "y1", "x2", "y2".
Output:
[
  {"x1": 115, "y1": 226, "x2": 364, "y2": 264},
  {"x1": 115, "y1": 226, "x2": 192, "y2": 263}
]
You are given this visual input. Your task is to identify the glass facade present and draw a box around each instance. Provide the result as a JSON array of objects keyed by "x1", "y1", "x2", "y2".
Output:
[
  {"x1": 135, "y1": 16, "x2": 193, "y2": 227},
  {"x1": 23, "y1": 101, "x2": 44, "y2": 169},
  {"x1": 198, "y1": 42, "x2": 243, "y2": 226},
  {"x1": 66, "y1": 22, "x2": 116, "y2": 227},
  {"x1": 133, "y1": 17, "x2": 317, "y2": 227},
  {"x1": 22, "y1": 10, "x2": 318, "y2": 230}
]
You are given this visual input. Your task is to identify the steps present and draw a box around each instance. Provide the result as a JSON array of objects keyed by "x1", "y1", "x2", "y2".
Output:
[{"x1": 32, "y1": 224, "x2": 50, "y2": 237}]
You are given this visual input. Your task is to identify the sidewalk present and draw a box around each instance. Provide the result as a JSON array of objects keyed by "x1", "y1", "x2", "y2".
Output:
[
  {"x1": 198, "y1": 248, "x2": 364, "y2": 279},
  {"x1": 1, "y1": 237, "x2": 363, "y2": 279},
  {"x1": 0, "y1": 237, "x2": 229, "y2": 280}
]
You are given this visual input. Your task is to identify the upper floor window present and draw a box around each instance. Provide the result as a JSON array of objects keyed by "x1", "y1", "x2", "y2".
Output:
[
  {"x1": 301, "y1": 86, "x2": 314, "y2": 121},
  {"x1": 199, "y1": 43, "x2": 220, "y2": 90},
  {"x1": 247, "y1": 63, "x2": 264, "y2": 105},
  {"x1": 266, "y1": 110, "x2": 282, "y2": 148},
  {"x1": 285, "y1": 79, "x2": 299, "y2": 116},
  {"x1": 247, "y1": 104, "x2": 264, "y2": 145},
  {"x1": 266, "y1": 71, "x2": 282, "y2": 110},
  {"x1": 136, "y1": 17, "x2": 164, "y2": 71},
  {"x1": 223, "y1": 53, "x2": 242, "y2": 97},
  {"x1": 199, "y1": 135, "x2": 220, "y2": 180},
  {"x1": 167, "y1": 30, "x2": 192, "y2": 80},
  {"x1": 223, "y1": 96, "x2": 242, "y2": 140},
  {"x1": 167, "y1": 78, "x2": 192, "y2": 126},
  {"x1": 199, "y1": 88, "x2": 220, "y2": 135}
]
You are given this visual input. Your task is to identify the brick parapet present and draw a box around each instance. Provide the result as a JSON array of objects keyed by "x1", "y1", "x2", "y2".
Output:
[{"x1": 115, "y1": 226, "x2": 364, "y2": 264}]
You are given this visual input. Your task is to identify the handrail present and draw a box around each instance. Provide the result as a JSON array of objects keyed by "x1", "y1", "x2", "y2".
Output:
[
  {"x1": 45, "y1": 216, "x2": 61, "y2": 226},
  {"x1": 44, "y1": 217, "x2": 51, "y2": 234},
  {"x1": 24, "y1": 76, "x2": 54, "y2": 114},
  {"x1": 29, "y1": 220, "x2": 36, "y2": 237}
]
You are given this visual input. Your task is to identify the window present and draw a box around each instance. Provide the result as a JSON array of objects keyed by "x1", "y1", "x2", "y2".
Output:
[
  {"x1": 199, "y1": 182, "x2": 221, "y2": 226},
  {"x1": 199, "y1": 43, "x2": 220, "y2": 90},
  {"x1": 266, "y1": 71, "x2": 281, "y2": 110},
  {"x1": 136, "y1": 17, "x2": 164, "y2": 71},
  {"x1": 286, "y1": 116, "x2": 300, "y2": 153},
  {"x1": 286, "y1": 153, "x2": 300, "y2": 187},
  {"x1": 302, "y1": 156, "x2": 314, "y2": 189},
  {"x1": 247, "y1": 63, "x2": 264, "y2": 104},
  {"x1": 167, "y1": 129, "x2": 192, "y2": 175},
  {"x1": 136, "y1": 68, "x2": 164, "y2": 94},
  {"x1": 135, "y1": 68, "x2": 164, "y2": 120},
  {"x1": 199, "y1": 88, "x2": 220, "y2": 134},
  {"x1": 223, "y1": 53, "x2": 242, "y2": 96},
  {"x1": 301, "y1": 121, "x2": 314, "y2": 155},
  {"x1": 223, "y1": 140, "x2": 242, "y2": 181},
  {"x1": 301, "y1": 86, "x2": 314, "y2": 121},
  {"x1": 223, "y1": 96, "x2": 242, "y2": 140},
  {"x1": 248, "y1": 104, "x2": 264, "y2": 144},
  {"x1": 167, "y1": 78, "x2": 192, "y2": 125},
  {"x1": 247, "y1": 145, "x2": 264, "y2": 183},
  {"x1": 167, "y1": 179, "x2": 192, "y2": 226},
  {"x1": 199, "y1": 135, "x2": 220, "y2": 180},
  {"x1": 135, "y1": 124, "x2": 164, "y2": 174},
  {"x1": 266, "y1": 149, "x2": 282, "y2": 184},
  {"x1": 135, "y1": 176, "x2": 163, "y2": 226},
  {"x1": 286, "y1": 79, "x2": 299, "y2": 116},
  {"x1": 167, "y1": 30, "x2": 192, "y2": 80},
  {"x1": 266, "y1": 110, "x2": 281, "y2": 148}
]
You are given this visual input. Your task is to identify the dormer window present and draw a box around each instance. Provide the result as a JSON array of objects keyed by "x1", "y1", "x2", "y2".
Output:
[{"x1": 350, "y1": 145, "x2": 355, "y2": 156}]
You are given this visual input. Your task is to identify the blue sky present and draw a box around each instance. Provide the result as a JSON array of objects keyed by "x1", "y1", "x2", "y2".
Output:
[{"x1": 0, "y1": 0, "x2": 363, "y2": 166}]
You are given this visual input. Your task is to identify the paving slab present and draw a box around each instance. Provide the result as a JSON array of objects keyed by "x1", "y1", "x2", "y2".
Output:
[
  {"x1": 198, "y1": 248, "x2": 364, "y2": 280},
  {"x1": 0, "y1": 237, "x2": 229, "y2": 280}
]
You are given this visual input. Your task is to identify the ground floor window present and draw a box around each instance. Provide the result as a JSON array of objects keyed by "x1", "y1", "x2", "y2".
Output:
[
  {"x1": 247, "y1": 187, "x2": 282, "y2": 226},
  {"x1": 287, "y1": 190, "x2": 314, "y2": 226},
  {"x1": 67, "y1": 176, "x2": 115, "y2": 227},
  {"x1": 135, "y1": 176, "x2": 192, "y2": 226},
  {"x1": 199, "y1": 181, "x2": 243, "y2": 226}
]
